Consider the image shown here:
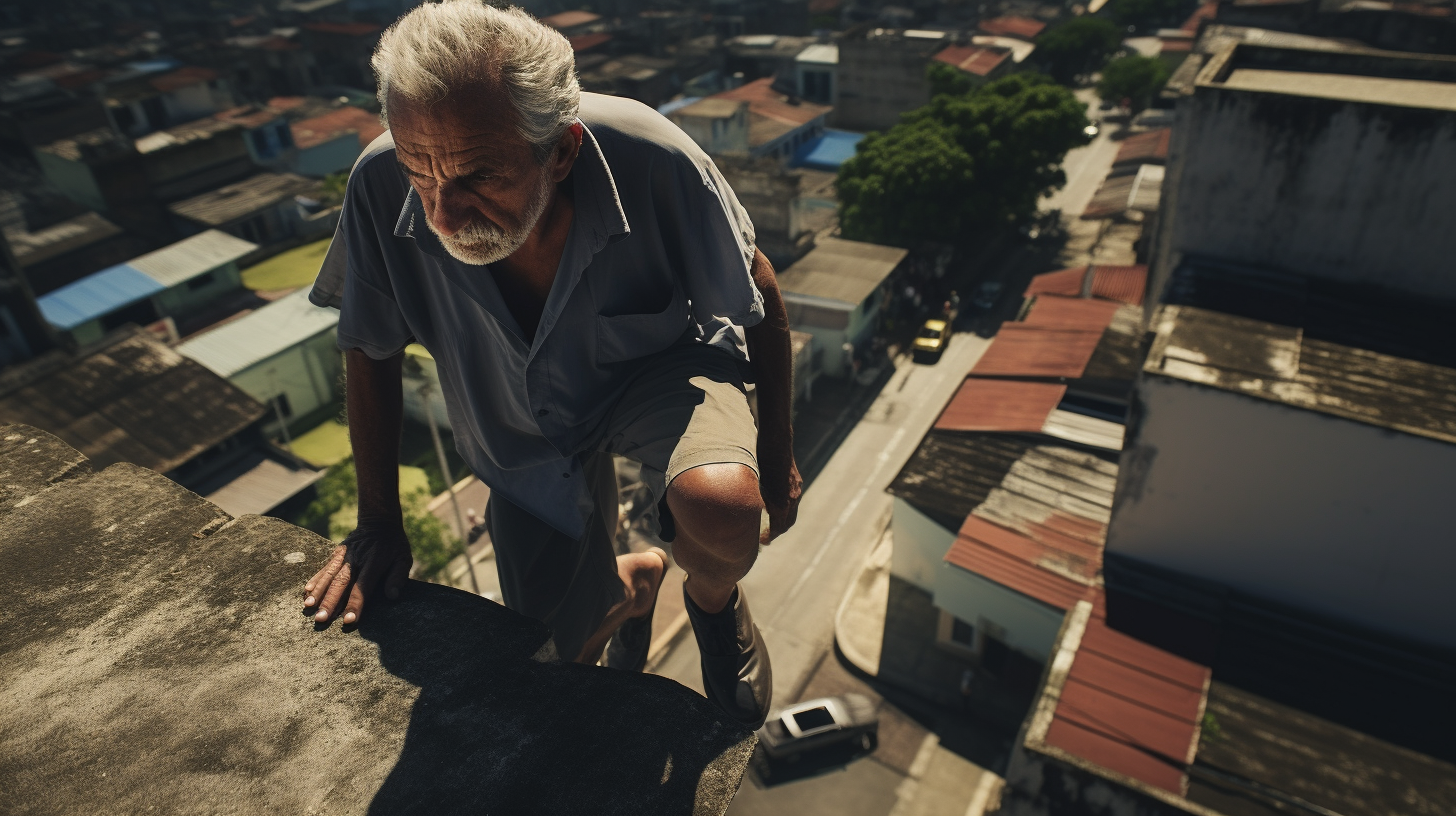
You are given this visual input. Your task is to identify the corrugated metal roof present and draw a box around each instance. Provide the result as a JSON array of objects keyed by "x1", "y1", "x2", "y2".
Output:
[
  {"x1": 204, "y1": 451, "x2": 324, "y2": 515},
  {"x1": 37, "y1": 264, "x2": 166, "y2": 330},
  {"x1": 1147, "y1": 304, "x2": 1456, "y2": 445},
  {"x1": 168, "y1": 173, "x2": 319, "y2": 227},
  {"x1": 1046, "y1": 587, "x2": 1211, "y2": 794},
  {"x1": 1129, "y1": 164, "x2": 1164, "y2": 213},
  {"x1": 1024, "y1": 265, "x2": 1147, "y2": 306},
  {"x1": 935, "y1": 379, "x2": 1067, "y2": 433},
  {"x1": 8, "y1": 212, "x2": 122, "y2": 267},
  {"x1": 888, "y1": 431, "x2": 1035, "y2": 529},
  {"x1": 1114, "y1": 128, "x2": 1171, "y2": 166},
  {"x1": 778, "y1": 237, "x2": 907, "y2": 305},
  {"x1": 178, "y1": 286, "x2": 339, "y2": 378},
  {"x1": 1024, "y1": 295, "x2": 1123, "y2": 331},
  {"x1": 128, "y1": 230, "x2": 258, "y2": 287},
  {"x1": 1082, "y1": 173, "x2": 1137, "y2": 219},
  {"x1": 970, "y1": 325, "x2": 1105, "y2": 378},
  {"x1": 0, "y1": 330, "x2": 266, "y2": 474}
]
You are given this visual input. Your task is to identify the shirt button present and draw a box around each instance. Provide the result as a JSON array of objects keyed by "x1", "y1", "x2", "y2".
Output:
[
  {"x1": 537, "y1": 409, "x2": 549, "y2": 417},
  {"x1": 562, "y1": 472, "x2": 570, "y2": 478}
]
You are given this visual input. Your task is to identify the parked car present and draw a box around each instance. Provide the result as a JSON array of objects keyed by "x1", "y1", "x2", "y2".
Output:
[
  {"x1": 912, "y1": 318, "x2": 950, "y2": 361},
  {"x1": 973, "y1": 281, "x2": 1003, "y2": 311},
  {"x1": 1083, "y1": 123, "x2": 1100, "y2": 138},
  {"x1": 757, "y1": 694, "x2": 879, "y2": 764}
]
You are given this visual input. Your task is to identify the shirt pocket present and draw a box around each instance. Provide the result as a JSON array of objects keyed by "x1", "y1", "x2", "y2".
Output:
[{"x1": 595, "y1": 285, "x2": 691, "y2": 363}]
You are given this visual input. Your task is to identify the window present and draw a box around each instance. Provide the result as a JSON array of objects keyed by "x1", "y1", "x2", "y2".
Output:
[
  {"x1": 251, "y1": 129, "x2": 277, "y2": 160},
  {"x1": 271, "y1": 393, "x2": 293, "y2": 418},
  {"x1": 187, "y1": 272, "x2": 216, "y2": 291},
  {"x1": 950, "y1": 617, "x2": 975, "y2": 648}
]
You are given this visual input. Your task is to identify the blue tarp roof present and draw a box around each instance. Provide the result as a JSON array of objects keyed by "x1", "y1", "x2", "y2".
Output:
[
  {"x1": 793, "y1": 129, "x2": 865, "y2": 171},
  {"x1": 37, "y1": 264, "x2": 167, "y2": 330},
  {"x1": 657, "y1": 97, "x2": 703, "y2": 117}
]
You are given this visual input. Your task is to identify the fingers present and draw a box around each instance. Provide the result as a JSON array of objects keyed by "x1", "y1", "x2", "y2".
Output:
[
  {"x1": 303, "y1": 546, "x2": 347, "y2": 607},
  {"x1": 314, "y1": 560, "x2": 354, "y2": 622},
  {"x1": 340, "y1": 580, "x2": 367, "y2": 625}
]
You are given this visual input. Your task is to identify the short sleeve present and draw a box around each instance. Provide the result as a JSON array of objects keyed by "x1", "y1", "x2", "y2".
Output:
[
  {"x1": 325, "y1": 153, "x2": 414, "y2": 360},
  {"x1": 654, "y1": 152, "x2": 766, "y2": 328}
]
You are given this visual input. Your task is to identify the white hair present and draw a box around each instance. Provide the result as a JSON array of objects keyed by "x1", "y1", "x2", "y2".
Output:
[{"x1": 371, "y1": 1, "x2": 580, "y2": 163}]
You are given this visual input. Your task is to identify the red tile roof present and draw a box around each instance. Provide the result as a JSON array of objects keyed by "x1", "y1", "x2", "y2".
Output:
[
  {"x1": 1114, "y1": 128, "x2": 1171, "y2": 166},
  {"x1": 935, "y1": 379, "x2": 1067, "y2": 433},
  {"x1": 977, "y1": 15, "x2": 1046, "y2": 39},
  {"x1": 1023, "y1": 294, "x2": 1123, "y2": 331},
  {"x1": 1045, "y1": 588, "x2": 1211, "y2": 794},
  {"x1": 302, "y1": 21, "x2": 382, "y2": 36},
  {"x1": 1025, "y1": 265, "x2": 1148, "y2": 306},
  {"x1": 933, "y1": 44, "x2": 1012, "y2": 77},
  {"x1": 149, "y1": 66, "x2": 218, "y2": 93},
  {"x1": 1181, "y1": 0, "x2": 1218, "y2": 31},
  {"x1": 1160, "y1": 38, "x2": 1194, "y2": 52},
  {"x1": 970, "y1": 325, "x2": 1105, "y2": 378},
  {"x1": 291, "y1": 106, "x2": 384, "y2": 150},
  {"x1": 712, "y1": 77, "x2": 831, "y2": 127},
  {"x1": 541, "y1": 10, "x2": 602, "y2": 29},
  {"x1": 569, "y1": 32, "x2": 613, "y2": 52}
]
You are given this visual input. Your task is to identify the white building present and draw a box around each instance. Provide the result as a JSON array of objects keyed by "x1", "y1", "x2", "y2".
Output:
[{"x1": 776, "y1": 237, "x2": 905, "y2": 378}]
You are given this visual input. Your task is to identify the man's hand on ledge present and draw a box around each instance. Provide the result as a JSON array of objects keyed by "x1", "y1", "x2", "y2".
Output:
[
  {"x1": 760, "y1": 454, "x2": 803, "y2": 545},
  {"x1": 304, "y1": 520, "x2": 413, "y2": 624}
]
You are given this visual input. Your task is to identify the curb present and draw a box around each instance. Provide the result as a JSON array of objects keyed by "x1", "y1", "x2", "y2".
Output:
[{"x1": 832, "y1": 520, "x2": 894, "y2": 678}]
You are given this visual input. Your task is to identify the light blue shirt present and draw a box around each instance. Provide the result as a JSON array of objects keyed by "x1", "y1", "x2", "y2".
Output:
[{"x1": 310, "y1": 93, "x2": 764, "y2": 537}]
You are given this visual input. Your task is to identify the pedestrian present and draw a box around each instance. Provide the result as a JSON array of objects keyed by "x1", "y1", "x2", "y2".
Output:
[{"x1": 301, "y1": 1, "x2": 799, "y2": 729}]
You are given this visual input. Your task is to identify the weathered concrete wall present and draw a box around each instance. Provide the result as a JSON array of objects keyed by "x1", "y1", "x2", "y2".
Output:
[
  {"x1": 833, "y1": 35, "x2": 937, "y2": 132},
  {"x1": 0, "y1": 424, "x2": 754, "y2": 815},
  {"x1": 933, "y1": 564, "x2": 1064, "y2": 664},
  {"x1": 1106, "y1": 376, "x2": 1456, "y2": 651},
  {"x1": 1163, "y1": 86, "x2": 1456, "y2": 301},
  {"x1": 889, "y1": 495, "x2": 954, "y2": 590}
]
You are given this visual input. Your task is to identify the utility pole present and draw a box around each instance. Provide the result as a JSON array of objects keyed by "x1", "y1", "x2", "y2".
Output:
[{"x1": 416, "y1": 372, "x2": 480, "y2": 595}]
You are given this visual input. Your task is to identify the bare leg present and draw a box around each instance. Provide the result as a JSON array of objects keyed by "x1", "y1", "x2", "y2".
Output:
[
  {"x1": 575, "y1": 548, "x2": 666, "y2": 664},
  {"x1": 667, "y1": 463, "x2": 764, "y2": 614}
]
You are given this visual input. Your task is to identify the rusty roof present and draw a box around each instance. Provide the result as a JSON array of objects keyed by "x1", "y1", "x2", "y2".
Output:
[
  {"x1": 712, "y1": 78, "x2": 832, "y2": 128},
  {"x1": 1023, "y1": 294, "x2": 1124, "y2": 331},
  {"x1": 148, "y1": 66, "x2": 218, "y2": 93},
  {"x1": 1047, "y1": 592, "x2": 1211, "y2": 794},
  {"x1": 976, "y1": 15, "x2": 1046, "y2": 39},
  {"x1": 1182, "y1": 0, "x2": 1219, "y2": 30},
  {"x1": 935, "y1": 379, "x2": 1068, "y2": 433},
  {"x1": 301, "y1": 21, "x2": 381, "y2": 36},
  {"x1": 970, "y1": 325, "x2": 1106, "y2": 378},
  {"x1": 291, "y1": 106, "x2": 384, "y2": 150},
  {"x1": 569, "y1": 32, "x2": 613, "y2": 52},
  {"x1": 932, "y1": 44, "x2": 1012, "y2": 77},
  {"x1": 541, "y1": 10, "x2": 602, "y2": 29},
  {"x1": 1025, "y1": 265, "x2": 1148, "y2": 306},
  {"x1": 1114, "y1": 128, "x2": 1171, "y2": 166}
]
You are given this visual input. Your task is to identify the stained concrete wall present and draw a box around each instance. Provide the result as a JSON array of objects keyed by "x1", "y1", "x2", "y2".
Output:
[
  {"x1": 0, "y1": 424, "x2": 754, "y2": 815},
  {"x1": 1107, "y1": 375, "x2": 1456, "y2": 650},
  {"x1": 1149, "y1": 77, "x2": 1456, "y2": 306},
  {"x1": 890, "y1": 495, "x2": 955, "y2": 590},
  {"x1": 833, "y1": 34, "x2": 939, "y2": 132}
]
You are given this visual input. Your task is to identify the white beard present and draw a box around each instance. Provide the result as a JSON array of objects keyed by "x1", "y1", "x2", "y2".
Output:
[{"x1": 427, "y1": 172, "x2": 554, "y2": 266}]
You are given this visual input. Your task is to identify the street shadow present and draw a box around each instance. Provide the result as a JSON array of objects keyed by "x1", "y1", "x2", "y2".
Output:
[
  {"x1": 793, "y1": 362, "x2": 898, "y2": 488},
  {"x1": 354, "y1": 581, "x2": 752, "y2": 815},
  {"x1": 746, "y1": 739, "x2": 877, "y2": 788}
]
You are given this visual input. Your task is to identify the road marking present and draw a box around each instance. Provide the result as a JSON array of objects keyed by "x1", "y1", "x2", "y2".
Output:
[
  {"x1": 770, "y1": 425, "x2": 908, "y2": 627},
  {"x1": 888, "y1": 733, "x2": 941, "y2": 816}
]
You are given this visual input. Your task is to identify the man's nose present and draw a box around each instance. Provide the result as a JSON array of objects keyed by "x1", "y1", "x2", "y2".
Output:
[{"x1": 427, "y1": 182, "x2": 477, "y2": 237}]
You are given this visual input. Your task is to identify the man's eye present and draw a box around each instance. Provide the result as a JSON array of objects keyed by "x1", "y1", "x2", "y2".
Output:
[{"x1": 468, "y1": 170, "x2": 495, "y2": 183}]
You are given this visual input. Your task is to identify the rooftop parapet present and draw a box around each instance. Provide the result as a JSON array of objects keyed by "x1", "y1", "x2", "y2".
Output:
[{"x1": 0, "y1": 424, "x2": 754, "y2": 815}]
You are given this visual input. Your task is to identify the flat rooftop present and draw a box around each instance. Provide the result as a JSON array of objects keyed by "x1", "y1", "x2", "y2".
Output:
[
  {"x1": 1222, "y1": 68, "x2": 1456, "y2": 110},
  {"x1": 1151, "y1": 261, "x2": 1456, "y2": 445},
  {"x1": 1201, "y1": 41, "x2": 1456, "y2": 111}
]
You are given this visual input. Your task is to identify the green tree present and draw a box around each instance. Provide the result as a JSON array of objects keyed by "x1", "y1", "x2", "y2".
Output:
[
  {"x1": 319, "y1": 170, "x2": 349, "y2": 207},
  {"x1": 1096, "y1": 55, "x2": 1171, "y2": 114},
  {"x1": 838, "y1": 73, "x2": 1089, "y2": 247},
  {"x1": 927, "y1": 61, "x2": 975, "y2": 99},
  {"x1": 1035, "y1": 18, "x2": 1124, "y2": 85},
  {"x1": 1108, "y1": 0, "x2": 1187, "y2": 29},
  {"x1": 299, "y1": 457, "x2": 462, "y2": 579}
]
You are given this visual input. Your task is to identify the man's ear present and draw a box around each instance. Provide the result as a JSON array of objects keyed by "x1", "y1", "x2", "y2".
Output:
[{"x1": 551, "y1": 123, "x2": 583, "y2": 182}]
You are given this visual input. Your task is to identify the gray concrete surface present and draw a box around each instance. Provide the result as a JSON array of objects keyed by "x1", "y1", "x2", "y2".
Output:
[{"x1": 0, "y1": 424, "x2": 753, "y2": 816}]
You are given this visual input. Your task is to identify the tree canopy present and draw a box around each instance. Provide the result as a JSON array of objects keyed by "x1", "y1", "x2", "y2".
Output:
[
  {"x1": 1096, "y1": 55, "x2": 1171, "y2": 114},
  {"x1": 837, "y1": 72, "x2": 1090, "y2": 247},
  {"x1": 1035, "y1": 18, "x2": 1124, "y2": 85}
]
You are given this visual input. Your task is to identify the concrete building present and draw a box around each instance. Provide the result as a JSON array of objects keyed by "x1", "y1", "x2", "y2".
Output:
[
  {"x1": 713, "y1": 155, "x2": 837, "y2": 266},
  {"x1": 214, "y1": 105, "x2": 298, "y2": 170},
  {"x1": 776, "y1": 236, "x2": 905, "y2": 377},
  {"x1": 103, "y1": 66, "x2": 234, "y2": 138},
  {"x1": 36, "y1": 230, "x2": 257, "y2": 346},
  {"x1": 675, "y1": 77, "x2": 831, "y2": 162},
  {"x1": 794, "y1": 42, "x2": 838, "y2": 105},
  {"x1": 833, "y1": 26, "x2": 948, "y2": 131},
  {"x1": 5, "y1": 210, "x2": 148, "y2": 296},
  {"x1": 287, "y1": 105, "x2": 384, "y2": 177}
]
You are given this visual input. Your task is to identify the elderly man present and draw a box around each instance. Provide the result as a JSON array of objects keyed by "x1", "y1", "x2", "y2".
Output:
[{"x1": 302, "y1": 0, "x2": 800, "y2": 728}]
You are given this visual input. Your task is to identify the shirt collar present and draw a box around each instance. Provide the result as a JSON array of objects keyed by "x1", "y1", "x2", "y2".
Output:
[{"x1": 392, "y1": 119, "x2": 630, "y2": 253}]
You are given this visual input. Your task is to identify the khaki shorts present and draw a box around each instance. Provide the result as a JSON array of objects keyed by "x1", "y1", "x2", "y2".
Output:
[{"x1": 487, "y1": 343, "x2": 759, "y2": 661}]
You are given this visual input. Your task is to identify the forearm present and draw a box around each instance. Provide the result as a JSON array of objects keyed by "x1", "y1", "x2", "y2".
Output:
[
  {"x1": 743, "y1": 250, "x2": 794, "y2": 468},
  {"x1": 344, "y1": 347, "x2": 405, "y2": 525}
]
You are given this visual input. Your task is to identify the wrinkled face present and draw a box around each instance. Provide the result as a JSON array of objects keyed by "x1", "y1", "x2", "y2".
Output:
[{"x1": 388, "y1": 86, "x2": 555, "y2": 265}]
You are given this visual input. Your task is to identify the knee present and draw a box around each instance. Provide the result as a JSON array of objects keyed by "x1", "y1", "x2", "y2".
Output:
[{"x1": 667, "y1": 463, "x2": 763, "y2": 554}]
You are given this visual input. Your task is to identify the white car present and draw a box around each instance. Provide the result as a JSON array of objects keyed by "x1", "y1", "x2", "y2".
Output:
[{"x1": 756, "y1": 694, "x2": 879, "y2": 763}]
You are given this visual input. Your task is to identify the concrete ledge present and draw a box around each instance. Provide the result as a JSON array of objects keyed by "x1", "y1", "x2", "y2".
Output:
[{"x1": 0, "y1": 424, "x2": 754, "y2": 815}]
